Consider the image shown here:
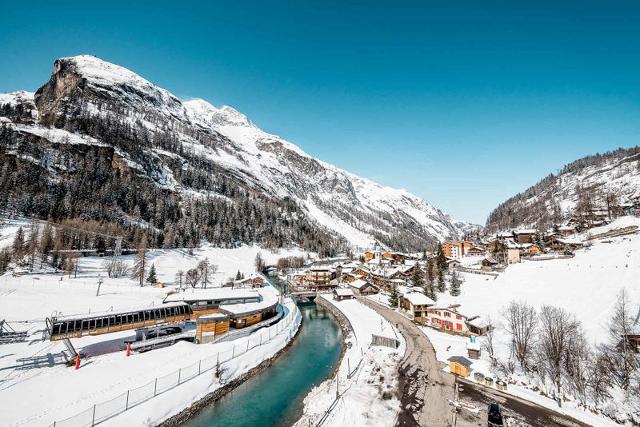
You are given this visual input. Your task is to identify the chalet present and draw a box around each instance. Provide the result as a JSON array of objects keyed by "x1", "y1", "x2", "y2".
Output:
[
  {"x1": 351, "y1": 267, "x2": 371, "y2": 278},
  {"x1": 382, "y1": 251, "x2": 409, "y2": 264},
  {"x1": 233, "y1": 273, "x2": 265, "y2": 288},
  {"x1": 333, "y1": 288, "x2": 355, "y2": 301},
  {"x1": 426, "y1": 305, "x2": 470, "y2": 335},
  {"x1": 399, "y1": 292, "x2": 435, "y2": 323},
  {"x1": 514, "y1": 229, "x2": 537, "y2": 244},
  {"x1": 525, "y1": 243, "x2": 543, "y2": 256},
  {"x1": 448, "y1": 356, "x2": 473, "y2": 377},
  {"x1": 481, "y1": 255, "x2": 499, "y2": 270},
  {"x1": 340, "y1": 273, "x2": 359, "y2": 284},
  {"x1": 446, "y1": 258, "x2": 461, "y2": 271},
  {"x1": 550, "y1": 237, "x2": 584, "y2": 252},
  {"x1": 559, "y1": 225, "x2": 577, "y2": 237},
  {"x1": 304, "y1": 266, "x2": 335, "y2": 288},
  {"x1": 364, "y1": 250, "x2": 381, "y2": 262},
  {"x1": 466, "y1": 246, "x2": 485, "y2": 256},
  {"x1": 496, "y1": 231, "x2": 515, "y2": 241},
  {"x1": 466, "y1": 316, "x2": 490, "y2": 336},
  {"x1": 348, "y1": 279, "x2": 379, "y2": 295}
]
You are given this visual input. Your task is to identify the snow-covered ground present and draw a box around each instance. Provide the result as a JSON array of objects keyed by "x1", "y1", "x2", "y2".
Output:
[
  {"x1": 416, "y1": 216, "x2": 640, "y2": 426},
  {"x1": 295, "y1": 295, "x2": 405, "y2": 427},
  {"x1": 0, "y1": 245, "x2": 304, "y2": 426},
  {"x1": 438, "y1": 217, "x2": 640, "y2": 344}
]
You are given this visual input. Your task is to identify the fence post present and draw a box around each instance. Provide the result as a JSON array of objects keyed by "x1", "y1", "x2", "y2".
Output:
[
  {"x1": 246, "y1": 340, "x2": 249, "y2": 352},
  {"x1": 198, "y1": 360, "x2": 202, "y2": 375},
  {"x1": 178, "y1": 368, "x2": 181, "y2": 384},
  {"x1": 232, "y1": 345, "x2": 235, "y2": 358},
  {"x1": 91, "y1": 404, "x2": 96, "y2": 427},
  {"x1": 125, "y1": 390, "x2": 130, "y2": 410},
  {"x1": 154, "y1": 378, "x2": 158, "y2": 396}
]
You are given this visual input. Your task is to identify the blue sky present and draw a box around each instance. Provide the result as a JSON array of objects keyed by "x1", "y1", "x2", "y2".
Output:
[{"x1": 1, "y1": 1, "x2": 639, "y2": 224}]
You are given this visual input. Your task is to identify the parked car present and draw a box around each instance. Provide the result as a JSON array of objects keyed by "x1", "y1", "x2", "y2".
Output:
[
  {"x1": 145, "y1": 326, "x2": 182, "y2": 339},
  {"x1": 488, "y1": 402, "x2": 504, "y2": 426}
]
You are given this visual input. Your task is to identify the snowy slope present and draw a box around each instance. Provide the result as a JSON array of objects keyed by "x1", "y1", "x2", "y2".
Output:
[
  {"x1": 486, "y1": 147, "x2": 640, "y2": 231},
  {"x1": 440, "y1": 216, "x2": 640, "y2": 344},
  {"x1": 1, "y1": 55, "x2": 469, "y2": 249}
]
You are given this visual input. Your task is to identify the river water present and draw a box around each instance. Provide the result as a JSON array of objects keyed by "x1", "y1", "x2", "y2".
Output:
[{"x1": 186, "y1": 277, "x2": 342, "y2": 427}]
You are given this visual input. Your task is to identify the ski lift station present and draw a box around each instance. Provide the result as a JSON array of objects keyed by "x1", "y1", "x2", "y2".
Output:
[{"x1": 46, "y1": 287, "x2": 281, "y2": 357}]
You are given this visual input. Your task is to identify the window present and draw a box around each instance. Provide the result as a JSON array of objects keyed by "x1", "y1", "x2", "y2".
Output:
[
  {"x1": 444, "y1": 311, "x2": 451, "y2": 317},
  {"x1": 456, "y1": 315, "x2": 462, "y2": 320},
  {"x1": 456, "y1": 323, "x2": 462, "y2": 331}
]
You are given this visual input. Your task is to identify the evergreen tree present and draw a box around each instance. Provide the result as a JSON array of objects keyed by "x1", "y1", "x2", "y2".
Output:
[
  {"x1": 235, "y1": 270, "x2": 244, "y2": 280},
  {"x1": 26, "y1": 220, "x2": 40, "y2": 272},
  {"x1": 435, "y1": 243, "x2": 448, "y2": 271},
  {"x1": 12, "y1": 227, "x2": 25, "y2": 260},
  {"x1": 388, "y1": 285, "x2": 400, "y2": 308},
  {"x1": 39, "y1": 222, "x2": 54, "y2": 267},
  {"x1": 437, "y1": 270, "x2": 446, "y2": 293},
  {"x1": 131, "y1": 239, "x2": 147, "y2": 286},
  {"x1": 411, "y1": 265, "x2": 423, "y2": 288},
  {"x1": 449, "y1": 270, "x2": 461, "y2": 296},
  {"x1": 146, "y1": 263, "x2": 157, "y2": 284}
]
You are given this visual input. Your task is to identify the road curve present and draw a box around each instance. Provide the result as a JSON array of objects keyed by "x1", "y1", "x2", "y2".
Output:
[{"x1": 359, "y1": 297, "x2": 456, "y2": 426}]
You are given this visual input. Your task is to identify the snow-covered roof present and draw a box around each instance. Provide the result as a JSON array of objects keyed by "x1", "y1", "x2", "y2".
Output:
[
  {"x1": 198, "y1": 312, "x2": 229, "y2": 320},
  {"x1": 403, "y1": 292, "x2": 435, "y2": 306},
  {"x1": 220, "y1": 300, "x2": 278, "y2": 317},
  {"x1": 466, "y1": 341, "x2": 481, "y2": 351},
  {"x1": 334, "y1": 288, "x2": 354, "y2": 297},
  {"x1": 233, "y1": 273, "x2": 264, "y2": 284},
  {"x1": 515, "y1": 229, "x2": 537, "y2": 235},
  {"x1": 348, "y1": 279, "x2": 376, "y2": 290},
  {"x1": 165, "y1": 288, "x2": 259, "y2": 303}
]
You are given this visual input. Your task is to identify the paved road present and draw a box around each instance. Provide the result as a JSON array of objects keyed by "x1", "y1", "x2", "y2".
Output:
[
  {"x1": 457, "y1": 378, "x2": 590, "y2": 427},
  {"x1": 359, "y1": 297, "x2": 456, "y2": 426}
]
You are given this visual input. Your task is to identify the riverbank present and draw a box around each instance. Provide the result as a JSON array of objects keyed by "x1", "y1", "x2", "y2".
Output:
[
  {"x1": 160, "y1": 308, "x2": 304, "y2": 426},
  {"x1": 295, "y1": 295, "x2": 405, "y2": 427},
  {"x1": 176, "y1": 277, "x2": 343, "y2": 427}
]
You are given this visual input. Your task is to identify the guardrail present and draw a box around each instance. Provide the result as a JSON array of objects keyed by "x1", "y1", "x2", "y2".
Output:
[{"x1": 50, "y1": 303, "x2": 302, "y2": 427}]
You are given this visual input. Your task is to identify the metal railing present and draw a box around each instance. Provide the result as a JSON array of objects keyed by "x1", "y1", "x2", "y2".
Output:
[{"x1": 50, "y1": 304, "x2": 302, "y2": 427}]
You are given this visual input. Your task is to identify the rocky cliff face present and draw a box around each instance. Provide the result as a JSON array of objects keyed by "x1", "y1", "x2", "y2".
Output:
[{"x1": 1, "y1": 55, "x2": 470, "y2": 251}]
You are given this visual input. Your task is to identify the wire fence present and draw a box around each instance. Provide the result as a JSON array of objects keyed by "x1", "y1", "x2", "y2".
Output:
[{"x1": 50, "y1": 304, "x2": 302, "y2": 427}]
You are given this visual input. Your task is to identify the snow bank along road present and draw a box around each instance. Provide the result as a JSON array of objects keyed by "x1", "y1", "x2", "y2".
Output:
[
  {"x1": 295, "y1": 295, "x2": 405, "y2": 427},
  {"x1": 359, "y1": 297, "x2": 456, "y2": 426}
]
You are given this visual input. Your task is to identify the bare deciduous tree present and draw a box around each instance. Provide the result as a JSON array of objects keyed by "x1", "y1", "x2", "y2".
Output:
[
  {"x1": 503, "y1": 301, "x2": 538, "y2": 372},
  {"x1": 606, "y1": 289, "x2": 638, "y2": 390},
  {"x1": 537, "y1": 305, "x2": 580, "y2": 403},
  {"x1": 185, "y1": 268, "x2": 201, "y2": 288}
]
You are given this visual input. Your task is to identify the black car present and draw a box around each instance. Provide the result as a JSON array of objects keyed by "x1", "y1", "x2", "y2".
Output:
[{"x1": 488, "y1": 402, "x2": 504, "y2": 426}]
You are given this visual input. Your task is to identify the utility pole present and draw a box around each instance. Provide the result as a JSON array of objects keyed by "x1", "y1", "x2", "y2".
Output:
[{"x1": 96, "y1": 274, "x2": 103, "y2": 297}]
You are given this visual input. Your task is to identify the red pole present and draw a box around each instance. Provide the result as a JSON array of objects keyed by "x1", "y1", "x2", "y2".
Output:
[
  {"x1": 126, "y1": 343, "x2": 131, "y2": 357},
  {"x1": 75, "y1": 354, "x2": 81, "y2": 370}
]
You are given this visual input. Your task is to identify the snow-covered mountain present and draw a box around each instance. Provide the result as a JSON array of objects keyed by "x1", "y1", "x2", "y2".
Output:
[
  {"x1": 486, "y1": 147, "x2": 640, "y2": 232},
  {"x1": 1, "y1": 55, "x2": 468, "y2": 250}
]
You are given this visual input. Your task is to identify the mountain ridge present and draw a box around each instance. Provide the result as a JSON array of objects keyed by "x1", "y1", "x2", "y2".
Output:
[
  {"x1": 1, "y1": 55, "x2": 472, "y2": 251},
  {"x1": 485, "y1": 146, "x2": 640, "y2": 232}
]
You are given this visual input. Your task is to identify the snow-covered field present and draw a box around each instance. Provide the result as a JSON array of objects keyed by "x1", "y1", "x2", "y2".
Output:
[
  {"x1": 440, "y1": 217, "x2": 640, "y2": 344},
  {"x1": 0, "y1": 245, "x2": 304, "y2": 427},
  {"x1": 295, "y1": 296, "x2": 405, "y2": 427}
]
